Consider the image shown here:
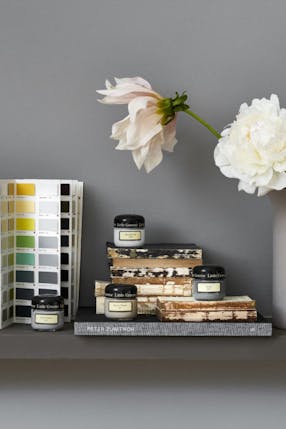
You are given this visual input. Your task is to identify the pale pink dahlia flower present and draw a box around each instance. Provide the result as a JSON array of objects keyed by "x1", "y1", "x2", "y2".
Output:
[{"x1": 97, "y1": 77, "x2": 178, "y2": 173}]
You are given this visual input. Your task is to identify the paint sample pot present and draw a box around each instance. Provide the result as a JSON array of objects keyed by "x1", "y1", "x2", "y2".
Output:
[
  {"x1": 104, "y1": 284, "x2": 137, "y2": 320},
  {"x1": 113, "y1": 214, "x2": 145, "y2": 247},
  {"x1": 192, "y1": 265, "x2": 226, "y2": 301},
  {"x1": 31, "y1": 295, "x2": 64, "y2": 331}
]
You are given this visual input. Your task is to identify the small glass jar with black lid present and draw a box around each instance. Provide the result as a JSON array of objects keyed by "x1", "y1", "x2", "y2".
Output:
[
  {"x1": 104, "y1": 284, "x2": 137, "y2": 320},
  {"x1": 114, "y1": 214, "x2": 145, "y2": 247},
  {"x1": 31, "y1": 295, "x2": 64, "y2": 331},
  {"x1": 192, "y1": 265, "x2": 226, "y2": 301}
]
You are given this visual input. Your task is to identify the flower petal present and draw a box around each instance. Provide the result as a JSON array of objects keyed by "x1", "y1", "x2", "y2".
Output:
[
  {"x1": 126, "y1": 107, "x2": 162, "y2": 149},
  {"x1": 144, "y1": 139, "x2": 163, "y2": 173},
  {"x1": 128, "y1": 96, "x2": 156, "y2": 122},
  {"x1": 97, "y1": 77, "x2": 162, "y2": 104},
  {"x1": 114, "y1": 77, "x2": 152, "y2": 90},
  {"x1": 162, "y1": 118, "x2": 177, "y2": 152},
  {"x1": 111, "y1": 115, "x2": 130, "y2": 140},
  {"x1": 131, "y1": 145, "x2": 150, "y2": 170}
]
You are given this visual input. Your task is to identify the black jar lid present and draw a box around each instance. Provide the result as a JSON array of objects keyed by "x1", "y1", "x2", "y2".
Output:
[
  {"x1": 32, "y1": 294, "x2": 64, "y2": 309},
  {"x1": 193, "y1": 265, "x2": 225, "y2": 280},
  {"x1": 114, "y1": 214, "x2": 145, "y2": 229},
  {"x1": 105, "y1": 284, "x2": 137, "y2": 299}
]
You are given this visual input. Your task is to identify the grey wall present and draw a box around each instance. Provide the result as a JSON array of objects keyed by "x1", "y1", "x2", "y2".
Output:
[
  {"x1": 0, "y1": 0, "x2": 280, "y2": 314},
  {"x1": 0, "y1": 2, "x2": 285, "y2": 428}
]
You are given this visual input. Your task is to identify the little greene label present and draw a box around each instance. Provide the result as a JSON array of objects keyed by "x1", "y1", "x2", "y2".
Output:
[
  {"x1": 35, "y1": 313, "x2": 59, "y2": 324},
  {"x1": 119, "y1": 231, "x2": 141, "y2": 241},
  {"x1": 197, "y1": 282, "x2": 221, "y2": 293},
  {"x1": 108, "y1": 301, "x2": 133, "y2": 312}
]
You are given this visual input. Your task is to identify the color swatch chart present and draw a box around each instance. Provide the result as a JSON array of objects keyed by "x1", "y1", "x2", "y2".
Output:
[{"x1": 0, "y1": 179, "x2": 83, "y2": 329}]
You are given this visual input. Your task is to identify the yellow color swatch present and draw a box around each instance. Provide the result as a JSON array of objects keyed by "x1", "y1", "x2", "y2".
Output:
[
  {"x1": 16, "y1": 218, "x2": 35, "y2": 231},
  {"x1": 1, "y1": 202, "x2": 7, "y2": 215},
  {"x1": 1, "y1": 220, "x2": 8, "y2": 233},
  {"x1": 8, "y1": 201, "x2": 14, "y2": 213},
  {"x1": 8, "y1": 183, "x2": 14, "y2": 196},
  {"x1": 16, "y1": 200, "x2": 35, "y2": 214},
  {"x1": 16, "y1": 183, "x2": 35, "y2": 196},
  {"x1": 8, "y1": 218, "x2": 14, "y2": 231}
]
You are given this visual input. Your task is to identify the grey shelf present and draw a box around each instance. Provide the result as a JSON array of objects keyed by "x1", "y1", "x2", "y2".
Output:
[{"x1": 0, "y1": 322, "x2": 285, "y2": 360}]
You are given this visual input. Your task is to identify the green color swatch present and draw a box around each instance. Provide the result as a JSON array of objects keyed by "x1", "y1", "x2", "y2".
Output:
[
  {"x1": 16, "y1": 236, "x2": 35, "y2": 248},
  {"x1": 16, "y1": 253, "x2": 35, "y2": 266}
]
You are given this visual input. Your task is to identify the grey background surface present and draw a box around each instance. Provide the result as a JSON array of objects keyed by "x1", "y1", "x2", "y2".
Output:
[
  {"x1": 0, "y1": 2, "x2": 285, "y2": 428},
  {"x1": 0, "y1": 0, "x2": 278, "y2": 315}
]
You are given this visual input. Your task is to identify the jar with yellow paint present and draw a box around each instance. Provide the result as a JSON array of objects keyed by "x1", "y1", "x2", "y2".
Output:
[{"x1": 113, "y1": 215, "x2": 145, "y2": 247}]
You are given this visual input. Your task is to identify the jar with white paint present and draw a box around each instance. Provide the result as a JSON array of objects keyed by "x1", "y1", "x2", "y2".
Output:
[
  {"x1": 31, "y1": 295, "x2": 64, "y2": 331},
  {"x1": 113, "y1": 214, "x2": 145, "y2": 247},
  {"x1": 104, "y1": 284, "x2": 137, "y2": 320}
]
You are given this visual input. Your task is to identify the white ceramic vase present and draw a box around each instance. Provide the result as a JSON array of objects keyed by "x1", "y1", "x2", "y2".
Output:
[{"x1": 269, "y1": 189, "x2": 286, "y2": 329}]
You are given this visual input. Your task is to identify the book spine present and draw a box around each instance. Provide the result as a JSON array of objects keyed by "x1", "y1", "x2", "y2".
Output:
[
  {"x1": 110, "y1": 267, "x2": 193, "y2": 278},
  {"x1": 110, "y1": 277, "x2": 192, "y2": 285},
  {"x1": 157, "y1": 300, "x2": 256, "y2": 311},
  {"x1": 107, "y1": 246, "x2": 202, "y2": 260},
  {"x1": 157, "y1": 309, "x2": 257, "y2": 322},
  {"x1": 110, "y1": 258, "x2": 202, "y2": 269},
  {"x1": 95, "y1": 282, "x2": 192, "y2": 297}
]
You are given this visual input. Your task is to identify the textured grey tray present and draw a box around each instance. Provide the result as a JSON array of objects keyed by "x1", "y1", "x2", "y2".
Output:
[{"x1": 74, "y1": 308, "x2": 272, "y2": 337}]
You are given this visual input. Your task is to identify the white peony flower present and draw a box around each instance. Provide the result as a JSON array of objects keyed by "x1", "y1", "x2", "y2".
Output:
[
  {"x1": 97, "y1": 77, "x2": 179, "y2": 173},
  {"x1": 214, "y1": 94, "x2": 286, "y2": 196}
]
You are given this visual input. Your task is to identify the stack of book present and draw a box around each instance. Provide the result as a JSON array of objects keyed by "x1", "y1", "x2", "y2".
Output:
[
  {"x1": 94, "y1": 243, "x2": 203, "y2": 315},
  {"x1": 156, "y1": 296, "x2": 257, "y2": 322}
]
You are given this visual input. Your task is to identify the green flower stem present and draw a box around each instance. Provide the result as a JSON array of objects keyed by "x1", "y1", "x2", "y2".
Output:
[{"x1": 184, "y1": 108, "x2": 221, "y2": 140}]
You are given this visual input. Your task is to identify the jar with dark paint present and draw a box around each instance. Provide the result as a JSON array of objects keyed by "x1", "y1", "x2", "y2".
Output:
[{"x1": 192, "y1": 265, "x2": 226, "y2": 301}]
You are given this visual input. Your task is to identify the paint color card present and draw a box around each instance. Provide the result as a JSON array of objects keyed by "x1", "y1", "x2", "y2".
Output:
[
  {"x1": 16, "y1": 218, "x2": 35, "y2": 231},
  {"x1": 16, "y1": 271, "x2": 34, "y2": 283},
  {"x1": 61, "y1": 270, "x2": 69, "y2": 282},
  {"x1": 37, "y1": 182, "x2": 58, "y2": 196},
  {"x1": 0, "y1": 179, "x2": 83, "y2": 329},
  {"x1": 39, "y1": 219, "x2": 58, "y2": 233},
  {"x1": 1, "y1": 202, "x2": 8, "y2": 215},
  {"x1": 8, "y1": 253, "x2": 14, "y2": 266},
  {"x1": 16, "y1": 236, "x2": 35, "y2": 248},
  {"x1": 61, "y1": 218, "x2": 69, "y2": 230},
  {"x1": 8, "y1": 271, "x2": 14, "y2": 284},
  {"x1": 61, "y1": 201, "x2": 70, "y2": 213},
  {"x1": 15, "y1": 306, "x2": 31, "y2": 318},
  {"x1": 16, "y1": 183, "x2": 35, "y2": 196},
  {"x1": 39, "y1": 236, "x2": 58, "y2": 249},
  {"x1": 8, "y1": 201, "x2": 14, "y2": 213},
  {"x1": 1, "y1": 237, "x2": 8, "y2": 250},
  {"x1": 39, "y1": 271, "x2": 58, "y2": 284},
  {"x1": 61, "y1": 184, "x2": 70, "y2": 195},
  {"x1": 16, "y1": 288, "x2": 34, "y2": 300},
  {"x1": 39, "y1": 254, "x2": 58, "y2": 267},
  {"x1": 39, "y1": 201, "x2": 58, "y2": 216},
  {"x1": 61, "y1": 253, "x2": 69, "y2": 265},
  {"x1": 16, "y1": 253, "x2": 35, "y2": 266},
  {"x1": 8, "y1": 236, "x2": 14, "y2": 248},
  {"x1": 61, "y1": 287, "x2": 69, "y2": 299},
  {"x1": 8, "y1": 183, "x2": 14, "y2": 196},
  {"x1": 39, "y1": 288, "x2": 58, "y2": 295},
  {"x1": 61, "y1": 236, "x2": 69, "y2": 247},
  {"x1": 16, "y1": 200, "x2": 35, "y2": 214},
  {"x1": 1, "y1": 220, "x2": 7, "y2": 233}
]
